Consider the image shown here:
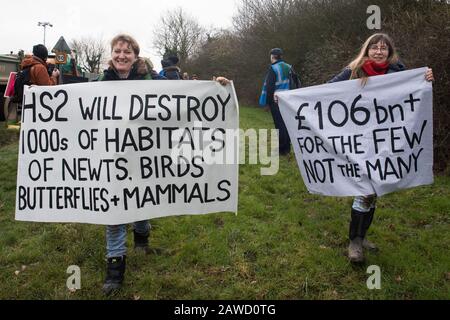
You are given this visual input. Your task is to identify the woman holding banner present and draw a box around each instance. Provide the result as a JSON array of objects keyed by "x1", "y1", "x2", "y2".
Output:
[
  {"x1": 99, "y1": 34, "x2": 230, "y2": 295},
  {"x1": 328, "y1": 33, "x2": 434, "y2": 263}
]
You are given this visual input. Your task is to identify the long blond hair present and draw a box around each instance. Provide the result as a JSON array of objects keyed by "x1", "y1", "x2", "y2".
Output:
[{"x1": 348, "y1": 33, "x2": 399, "y2": 85}]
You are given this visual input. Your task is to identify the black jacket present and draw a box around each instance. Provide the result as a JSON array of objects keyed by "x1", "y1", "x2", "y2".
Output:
[
  {"x1": 99, "y1": 58, "x2": 164, "y2": 81},
  {"x1": 328, "y1": 62, "x2": 406, "y2": 83}
]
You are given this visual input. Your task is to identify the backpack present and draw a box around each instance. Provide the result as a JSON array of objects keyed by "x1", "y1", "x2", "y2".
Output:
[
  {"x1": 12, "y1": 67, "x2": 32, "y2": 103},
  {"x1": 288, "y1": 66, "x2": 301, "y2": 90}
]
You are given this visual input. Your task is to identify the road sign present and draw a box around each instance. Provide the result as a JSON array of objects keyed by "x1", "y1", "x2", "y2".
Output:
[
  {"x1": 52, "y1": 36, "x2": 72, "y2": 54},
  {"x1": 55, "y1": 52, "x2": 67, "y2": 64}
]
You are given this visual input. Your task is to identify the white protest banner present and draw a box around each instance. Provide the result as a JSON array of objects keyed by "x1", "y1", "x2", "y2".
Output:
[
  {"x1": 277, "y1": 67, "x2": 433, "y2": 196},
  {"x1": 16, "y1": 80, "x2": 239, "y2": 225}
]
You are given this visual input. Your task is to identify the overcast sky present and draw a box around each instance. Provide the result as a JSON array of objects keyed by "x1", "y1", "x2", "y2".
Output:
[{"x1": 0, "y1": 0, "x2": 238, "y2": 70}]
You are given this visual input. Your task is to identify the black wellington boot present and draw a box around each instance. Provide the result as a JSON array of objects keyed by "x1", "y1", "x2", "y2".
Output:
[
  {"x1": 362, "y1": 207, "x2": 377, "y2": 250},
  {"x1": 133, "y1": 230, "x2": 150, "y2": 253},
  {"x1": 102, "y1": 256, "x2": 126, "y2": 295},
  {"x1": 348, "y1": 209, "x2": 370, "y2": 263}
]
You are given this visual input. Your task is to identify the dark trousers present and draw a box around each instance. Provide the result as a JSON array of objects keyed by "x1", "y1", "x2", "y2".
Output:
[{"x1": 270, "y1": 103, "x2": 291, "y2": 154}]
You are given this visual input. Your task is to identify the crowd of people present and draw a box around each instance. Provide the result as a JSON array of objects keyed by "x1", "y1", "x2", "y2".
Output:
[
  {"x1": 13, "y1": 31, "x2": 435, "y2": 294},
  {"x1": 15, "y1": 34, "x2": 228, "y2": 295},
  {"x1": 17, "y1": 47, "x2": 203, "y2": 86}
]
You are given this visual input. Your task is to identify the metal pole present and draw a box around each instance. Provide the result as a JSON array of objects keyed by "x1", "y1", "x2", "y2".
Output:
[{"x1": 38, "y1": 22, "x2": 52, "y2": 47}]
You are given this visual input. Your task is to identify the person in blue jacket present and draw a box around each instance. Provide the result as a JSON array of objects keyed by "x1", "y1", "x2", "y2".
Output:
[
  {"x1": 159, "y1": 55, "x2": 182, "y2": 80},
  {"x1": 259, "y1": 48, "x2": 293, "y2": 155},
  {"x1": 328, "y1": 33, "x2": 434, "y2": 263}
]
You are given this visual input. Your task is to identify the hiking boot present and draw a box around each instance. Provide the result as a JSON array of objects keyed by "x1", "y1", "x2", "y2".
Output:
[
  {"x1": 348, "y1": 237, "x2": 364, "y2": 263},
  {"x1": 133, "y1": 230, "x2": 150, "y2": 253},
  {"x1": 102, "y1": 256, "x2": 126, "y2": 295}
]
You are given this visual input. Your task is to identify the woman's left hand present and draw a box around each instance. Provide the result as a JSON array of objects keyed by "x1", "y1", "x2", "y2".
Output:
[
  {"x1": 425, "y1": 68, "x2": 434, "y2": 82},
  {"x1": 215, "y1": 76, "x2": 231, "y2": 86}
]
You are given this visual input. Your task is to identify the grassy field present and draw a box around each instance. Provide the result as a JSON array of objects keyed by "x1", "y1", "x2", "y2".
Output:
[{"x1": 0, "y1": 106, "x2": 449, "y2": 300}]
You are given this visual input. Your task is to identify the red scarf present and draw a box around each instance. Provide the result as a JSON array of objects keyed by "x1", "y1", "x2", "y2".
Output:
[{"x1": 362, "y1": 60, "x2": 389, "y2": 76}]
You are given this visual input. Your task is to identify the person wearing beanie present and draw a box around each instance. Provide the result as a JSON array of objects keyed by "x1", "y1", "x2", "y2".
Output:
[
  {"x1": 167, "y1": 55, "x2": 179, "y2": 65},
  {"x1": 259, "y1": 47, "x2": 293, "y2": 155},
  {"x1": 33, "y1": 44, "x2": 48, "y2": 61},
  {"x1": 20, "y1": 44, "x2": 60, "y2": 85},
  {"x1": 159, "y1": 54, "x2": 182, "y2": 80}
]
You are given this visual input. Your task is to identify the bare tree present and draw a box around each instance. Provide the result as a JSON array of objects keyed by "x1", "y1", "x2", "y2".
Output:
[
  {"x1": 153, "y1": 7, "x2": 204, "y2": 67},
  {"x1": 70, "y1": 37, "x2": 107, "y2": 74}
]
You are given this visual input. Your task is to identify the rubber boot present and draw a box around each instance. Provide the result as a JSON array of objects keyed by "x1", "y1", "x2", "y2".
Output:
[
  {"x1": 362, "y1": 207, "x2": 377, "y2": 251},
  {"x1": 133, "y1": 229, "x2": 150, "y2": 253},
  {"x1": 348, "y1": 237, "x2": 364, "y2": 263},
  {"x1": 102, "y1": 256, "x2": 126, "y2": 295},
  {"x1": 348, "y1": 209, "x2": 370, "y2": 263}
]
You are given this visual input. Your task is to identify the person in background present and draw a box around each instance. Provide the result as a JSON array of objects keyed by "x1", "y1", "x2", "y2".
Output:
[
  {"x1": 20, "y1": 44, "x2": 60, "y2": 85},
  {"x1": 259, "y1": 47, "x2": 292, "y2": 155},
  {"x1": 142, "y1": 57, "x2": 155, "y2": 71},
  {"x1": 6, "y1": 45, "x2": 60, "y2": 127},
  {"x1": 328, "y1": 33, "x2": 434, "y2": 263},
  {"x1": 159, "y1": 55, "x2": 182, "y2": 79}
]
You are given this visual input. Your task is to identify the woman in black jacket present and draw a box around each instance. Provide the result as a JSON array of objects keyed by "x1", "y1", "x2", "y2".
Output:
[
  {"x1": 329, "y1": 33, "x2": 434, "y2": 263},
  {"x1": 100, "y1": 34, "x2": 230, "y2": 295}
]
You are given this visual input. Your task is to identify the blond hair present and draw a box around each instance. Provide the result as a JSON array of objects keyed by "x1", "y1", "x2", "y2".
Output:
[{"x1": 348, "y1": 33, "x2": 399, "y2": 85}]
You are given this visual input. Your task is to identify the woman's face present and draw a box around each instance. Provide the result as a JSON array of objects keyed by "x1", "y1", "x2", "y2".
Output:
[
  {"x1": 111, "y1": 40, "x2": 137, "y2": 74},
  {"x1": 367, "y1": 40, "x2": 389, "y2": 64}
]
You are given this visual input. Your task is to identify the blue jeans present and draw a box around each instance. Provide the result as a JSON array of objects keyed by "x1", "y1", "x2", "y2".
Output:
[
  {"x1": 106, "y1": 220, "x2": 150, "y2": 258},
  {"x1": 352, "y1": 194, "x2": 377, "y2": 213}
]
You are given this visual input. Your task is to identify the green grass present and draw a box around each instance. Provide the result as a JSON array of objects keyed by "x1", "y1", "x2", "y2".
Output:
[
  {"x1": 0, "y1": 125, "x2": 20, "y2": 148},
  {"x1": 0, "y1": 107, "x2": 449, "y2": 300}
]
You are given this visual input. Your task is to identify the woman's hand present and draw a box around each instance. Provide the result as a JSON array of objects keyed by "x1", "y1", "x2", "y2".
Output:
[
  {"x1": 52, "y1": 69, "x2": 60, "y2": 80},
  {"x1": 425, "y1": 68, "x2": 434, "y2": 82},
  {"x1": 51, "y1": 69, "x2": 60, "y2": 84},
  {"x1": 274, "y1": 93, "x2": 279, "y2": 104},
  {"x1": 215, "y1": 76, "x2": 231, "y2": 86}
]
